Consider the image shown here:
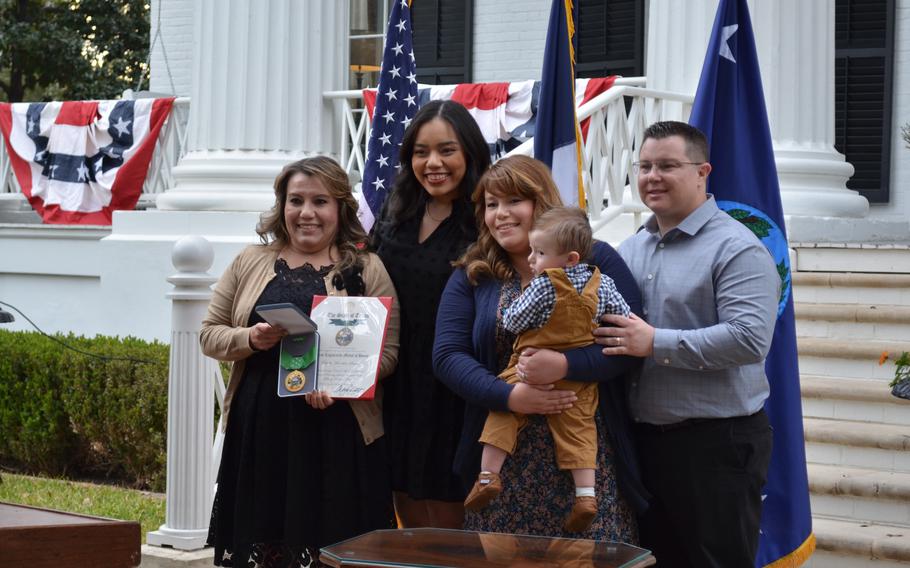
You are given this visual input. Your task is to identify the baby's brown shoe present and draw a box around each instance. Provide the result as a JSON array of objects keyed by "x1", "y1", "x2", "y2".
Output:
[
  {"x1": 563, "y1": 495, "x2": 597, "y2": 533},
  {"x1": 464, "y1": 471, "x2": 502, "y2": 510}
]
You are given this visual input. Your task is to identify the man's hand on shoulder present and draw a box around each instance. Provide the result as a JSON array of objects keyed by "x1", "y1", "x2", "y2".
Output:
[{"x1": 595, "y1": 313, "x2": 654, "y2": 357}]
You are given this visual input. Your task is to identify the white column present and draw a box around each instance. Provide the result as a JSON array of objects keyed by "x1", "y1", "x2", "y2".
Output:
[
  {"x1": 146, "y1": 236, "x2": 218, "y2": 551},
  {"x1": 751, "y1": 0, "x2": 868, "y2": 219},
  {"x1": 645, "y1": 0, "x2": 717, "y2": 95},
  {"x1": 156, "y1": 0, "x2": 348, "y2": 212},
  {"x1": 644, "y1": 0, "x2": 870, "y2": 228}
]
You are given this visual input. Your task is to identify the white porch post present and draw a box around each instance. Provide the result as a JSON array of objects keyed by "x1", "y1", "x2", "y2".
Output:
[
  {"x1": 750, "y1": 1, "x2": 868, "y2": 222},
  {"x1": 155, "y1": 0, "x2": 348, "y2": 212},
  {"x1": 146, "y1": 236, "x2": 218, "y2": 551},
  {"x1": 644, "y1": 0, "x2": 883, "y2": 241}
]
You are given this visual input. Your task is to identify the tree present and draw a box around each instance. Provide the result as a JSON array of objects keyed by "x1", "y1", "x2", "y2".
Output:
[{"x1": 0, "y1": 0, "x2": 149, "y2": 102}]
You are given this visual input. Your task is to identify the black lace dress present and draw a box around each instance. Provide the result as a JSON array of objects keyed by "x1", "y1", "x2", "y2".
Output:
[{"x1": 208, "y1": 259, "x2": 394, "y2": 568}]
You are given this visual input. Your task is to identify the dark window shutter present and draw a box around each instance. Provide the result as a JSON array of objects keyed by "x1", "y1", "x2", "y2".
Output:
[
  {"x1": 834, "y1": 0, "x2": 894, "y2": 203},
  {"x1": 411, "y1": 0, "x2": 473, "y2": 84},
  {"x1": 576, "y1": 0, "x2": 644, "y2": 79}
]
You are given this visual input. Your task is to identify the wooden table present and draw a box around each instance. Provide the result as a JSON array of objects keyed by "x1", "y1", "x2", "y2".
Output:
[
  {"x1": 0, "y1": 502, "x2": 141, "y2": 567},
  {"x1": 320, "y1": 528, "x2": 655, "y2": 567}
]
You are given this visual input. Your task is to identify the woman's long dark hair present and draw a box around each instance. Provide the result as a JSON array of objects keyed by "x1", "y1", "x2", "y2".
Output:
[{"x1": 379, "y1": 100, "x2": 491, "y2": 240}]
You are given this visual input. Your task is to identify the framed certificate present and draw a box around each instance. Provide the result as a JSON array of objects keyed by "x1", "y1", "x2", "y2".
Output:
[{"x1": 310, "y1": 295, "x2": 393, "y2": 400}]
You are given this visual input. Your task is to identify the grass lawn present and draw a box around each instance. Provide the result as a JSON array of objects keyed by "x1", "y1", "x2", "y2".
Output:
[{"x1": 0, "y1": 472, "x2": 166, "y2": 544}]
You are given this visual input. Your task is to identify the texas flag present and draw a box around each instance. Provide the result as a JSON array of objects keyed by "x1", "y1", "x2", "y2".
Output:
[
  {"x1": 0, "y1": 98, "x2": 174, "y2": 224},
  {"x1": 534, "y1": 0, "x2": 585, "y2": 207}
]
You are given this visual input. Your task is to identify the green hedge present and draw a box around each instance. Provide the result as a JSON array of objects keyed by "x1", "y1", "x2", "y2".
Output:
[{"x1": 0, "y1": 330, "x2": 170, "y2": 491}]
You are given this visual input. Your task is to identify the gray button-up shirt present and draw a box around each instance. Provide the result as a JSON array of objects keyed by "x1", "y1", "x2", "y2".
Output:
[{"x1": 618, "y1": 196, "x2": 780, "y2": 425}]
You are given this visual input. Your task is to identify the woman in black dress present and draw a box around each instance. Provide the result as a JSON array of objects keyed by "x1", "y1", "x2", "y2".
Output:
[
  {"x1": 372, "y1": 100, "x2": 491, "y2": 528},
  {"x1": 202, "y1": 156, "x2": 400, "y2": 567}
]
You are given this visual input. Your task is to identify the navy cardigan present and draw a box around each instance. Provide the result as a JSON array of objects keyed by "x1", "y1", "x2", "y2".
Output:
[{"x1": 432, "y1": 240, "x2": 650, "y2": 514}]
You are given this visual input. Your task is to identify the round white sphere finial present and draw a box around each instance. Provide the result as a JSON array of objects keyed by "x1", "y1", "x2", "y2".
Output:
[{"x1": 172, "y1": 235, "x2": 215, "y2": 273}]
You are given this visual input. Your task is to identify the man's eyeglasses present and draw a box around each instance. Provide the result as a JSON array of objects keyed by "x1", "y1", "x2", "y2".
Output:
[{"x1": 632, "y1": 161, "x2": 704, "y2": 176}]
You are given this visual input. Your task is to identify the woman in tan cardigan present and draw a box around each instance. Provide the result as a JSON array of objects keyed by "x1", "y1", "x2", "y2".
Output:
[{"x1": 202, "y1": 156, "x2": 400, "y2": 567}]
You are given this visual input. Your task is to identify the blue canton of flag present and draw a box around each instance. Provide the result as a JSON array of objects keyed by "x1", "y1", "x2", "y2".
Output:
[
  {"x1": 359, "y1": 0, "x2": 418, "y2": 232},
  {"x1": 688, "y1": 0, "x2": 815, "y2": 565},
  {"x1": 535, "y1": 0, "x2": 585, "y2": 208}
]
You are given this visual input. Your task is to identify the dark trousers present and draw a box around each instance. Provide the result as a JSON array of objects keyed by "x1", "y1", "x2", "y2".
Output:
[{"x1": 635, "y1": 410, "x2": 772, "y2": 568}]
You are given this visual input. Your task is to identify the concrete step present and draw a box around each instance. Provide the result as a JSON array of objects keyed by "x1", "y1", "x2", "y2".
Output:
[
  {"x1": 804, "y1": 417, "x2": 910, "y2": 473},
  {"x1": 793, "y1": 272, "x2": 910, "y2": 306},
  {"x1": 808, "y1": 516, "x2": 910, "y2": 566},
  {"x1": 801, "y1": 375, "x2": 910, "y2": 427},
  {"x1": 797, "y1": 337, "x2": 905, "y2": 380},
  {"x1": 793, "y1": 244, "x2": 910, "y2": 275},
  {"x1": 796, "y1": 303, "x2": 910, "y2": 342},
  {"x1": 809, "y1": 463, "x2": 910, "y2": 527}
]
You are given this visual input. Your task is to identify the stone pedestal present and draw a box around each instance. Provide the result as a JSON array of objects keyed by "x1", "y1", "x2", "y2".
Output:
[{"x1": 155, "y1": 0, "x2": 347, "y2": 212}]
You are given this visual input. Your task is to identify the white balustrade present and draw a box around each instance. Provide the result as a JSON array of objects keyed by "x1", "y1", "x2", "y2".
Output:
[{"x1": 505, "y1": 83, "x2": 693, "y2": 232}]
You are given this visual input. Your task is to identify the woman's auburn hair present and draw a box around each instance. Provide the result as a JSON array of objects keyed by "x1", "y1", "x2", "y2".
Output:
[
  {"x1": 257, "y1": 155, "x2": 369, "y2": 273},
  {"x1": 456, "y1": 155, "x2": 563, "y2": 284}
]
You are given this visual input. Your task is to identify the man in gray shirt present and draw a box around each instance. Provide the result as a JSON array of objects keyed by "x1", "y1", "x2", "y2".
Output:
[{"x1": 596, "y1": 121, "x2": 779, "y2": 567}]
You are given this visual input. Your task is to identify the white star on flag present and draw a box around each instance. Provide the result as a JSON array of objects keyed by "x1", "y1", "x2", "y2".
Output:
[
  {"x1": 385, "y1": 89, "x2": 398, "y2": 101},
  {"x1": 379, "y1": 132, "x2": 392, "y2": 145},
  {"x1": 383, "y1": 110, "x2": 395, "y2": 123},
  {"x1": 396, "y1": 19, "x2": 407, "y2": 32},
  {"x1": 376, "y1": 154, "x2": 389, "y2": 167},
  {"x1": 112, "y1": 116, "x2": 132, "y2": 136},
  {"x1": 371, "y1": 177, "x2": 385, "y2": 190},
  {"x1": 392, "y1": 43, "x2": 404, "y2": 56},
  {"x1": 402, "y1": 116, "x2": 412, "y2": 129},
  {"x1": 76, "y1": 162, "x2": 89, "y2": 181},
  {"x1": 720, "y1": 24, "x2": 739, "y2": 62},
  {"x1": 404, "y1": 94, "x2": 416, "y2": 107}
]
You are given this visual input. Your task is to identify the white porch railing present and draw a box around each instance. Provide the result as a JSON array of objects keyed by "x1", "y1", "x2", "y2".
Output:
[
  {"x1": 0, "y1": 97, "x2": 191, "y2": 207},
  {"x1": 505, "y1": 84, "x2": 694, "y2": 231},
  {"x1": 323, "y1": 79, "x2": 694, "y2": 233}
]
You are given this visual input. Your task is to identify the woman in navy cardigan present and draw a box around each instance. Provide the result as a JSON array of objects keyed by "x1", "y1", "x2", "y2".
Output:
[{"x1": 433, "y1": 155, "x2": 649, "y2": 540}]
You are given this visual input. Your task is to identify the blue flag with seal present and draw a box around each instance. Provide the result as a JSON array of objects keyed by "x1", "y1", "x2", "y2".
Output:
[
  {"x1": 359, "y1": 0, "x2": 418, "y2": 232},
  {"x1": 534, "y1": 0, "x2": 585, "y2": 207},
  {"x1": 688, "y1": 0, "x2": 815, "y2": 565}
]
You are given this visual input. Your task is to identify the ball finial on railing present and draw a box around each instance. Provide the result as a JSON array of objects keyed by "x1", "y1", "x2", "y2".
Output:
[{"x1": 172, "y1": 235, "x2": 214, "y2": 273}]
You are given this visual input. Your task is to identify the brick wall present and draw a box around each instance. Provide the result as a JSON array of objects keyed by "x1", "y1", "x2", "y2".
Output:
[
  {"x1": 148, "y1": 0, "x2": 194, "y2": 97},
  {"x1": 472, "y1": 0, "x2": 549, "y2": 82}
]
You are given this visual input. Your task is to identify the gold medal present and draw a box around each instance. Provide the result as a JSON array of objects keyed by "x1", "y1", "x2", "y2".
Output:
[{"x1": 284, "y1": 370, "x2": 307, "y2": 393}]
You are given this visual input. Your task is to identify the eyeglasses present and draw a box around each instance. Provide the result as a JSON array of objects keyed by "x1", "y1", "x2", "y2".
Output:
[{"x1": 632, "y1": 161, "x2": 704, "y2": 176}]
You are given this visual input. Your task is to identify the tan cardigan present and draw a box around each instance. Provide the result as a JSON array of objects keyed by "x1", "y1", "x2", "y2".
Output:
[{"x1": 200, "y1": 244, "x2": 400, "y2": 445}]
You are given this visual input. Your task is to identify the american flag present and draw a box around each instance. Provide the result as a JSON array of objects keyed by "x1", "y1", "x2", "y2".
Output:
[{"x1": 358, "y1": 0, "x2": 418, "y2": 232}]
